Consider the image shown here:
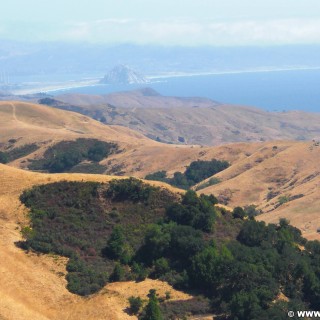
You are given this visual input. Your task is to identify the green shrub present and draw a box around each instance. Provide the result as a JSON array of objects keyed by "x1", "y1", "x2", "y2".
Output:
[
  {"x1": 140, "y1": 290, "x2": 163, "y2": 320},
  {"x1": 110, "y1": 263, "x2": 125, "y2": 281},
  {"x1": 0, "y1": 151, "x2": 8, "y2": 164},
  {"x1": 128, "y1": 296, "x2": 143, "y2": 315},
  {"x1": 18, "y1": 179, "x2": 176, "y2": 296},
  {"x1": 105, "y1": 178, "x2": 159, "y2": 203},
  {"x1": 278, "y1": 195, "x2": 290, "y2": 205},
  {"x1": 166, "y1": 190, "x2": 216, "y2": 232},
  {"x1": 153, "y1": 258, "x2": 170, "y2": 277},
  {"x1": 195, "y1": 177, "x2": 221, "y2": 191},
  {"x1": 233, "y1": 207, "x2": 247, "y2": 219}
]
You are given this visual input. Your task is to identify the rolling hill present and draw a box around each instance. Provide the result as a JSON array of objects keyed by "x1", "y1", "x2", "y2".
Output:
[
  {"x1": 52, "y1": 89, "x2": 320, "y2": 145},
  {"x1": 1, "y1": 100, "x2": 320, "y2": 241},
  {"x1": 197, "y1": 140, "x2": 320, "y2": 240}
]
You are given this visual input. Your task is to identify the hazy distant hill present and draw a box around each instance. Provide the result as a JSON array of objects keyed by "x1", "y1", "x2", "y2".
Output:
[
  {"x1": 1, "y1": 41, "x2": 320, "y2": 77},
  {"x1": 53, "y1": 88, "x2": 320, "y2": 145}
]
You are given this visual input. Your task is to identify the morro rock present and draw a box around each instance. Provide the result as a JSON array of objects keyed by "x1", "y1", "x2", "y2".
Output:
[{"x1": 100, "y1": 65, "x2": 149, "y2": 84}]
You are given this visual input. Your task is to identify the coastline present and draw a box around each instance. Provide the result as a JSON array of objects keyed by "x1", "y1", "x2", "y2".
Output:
[
  {"x1": 148, "y1": 66, "x2": 320, "y2": 79},
  {"x1": 8, "y1": 66, "x2": 320, "y2": 96},
  {"x1": 11, "y1": 79, "x2": 101, "y2": 95}
]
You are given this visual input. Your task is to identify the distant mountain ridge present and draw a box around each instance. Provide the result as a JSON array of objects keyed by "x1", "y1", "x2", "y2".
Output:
[{"x1": 100, "y1": 65, "x2": 149, "y2": 84}]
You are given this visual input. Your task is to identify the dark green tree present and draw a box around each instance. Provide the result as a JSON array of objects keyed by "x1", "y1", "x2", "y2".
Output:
[
  {"x1": 0, "y1": 151, "x2": 8, "y2": 164},
  {"x1": 233, "y1": 207, "x2": 247, "y2": 220},
  {"x1": 110, "y1": 262, "x2": 125, "y2": 281},
  {"x1": 140, "y1": 289, "x2": 163, "y2": 320},
  {"x1": 106, "y1": 226, "x2": 126, "y2": 259}
]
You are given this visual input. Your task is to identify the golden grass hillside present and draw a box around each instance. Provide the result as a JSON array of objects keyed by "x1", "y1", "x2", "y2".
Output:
[
  {"x1": 0, "y1": 100, "x2": 276, "y2": 177},
  {"x1": 0, "y1": 164, "x2": 190, "y2": 320},
  {"x1": 199, "y1": 140, "x2": 320, "y2": 240},
  {"x1": 1, "y1": 101, "x2": 319, "y2": 238},
  {"x1": 0, "y1": 100, "x2": 152, "y2": 145}
]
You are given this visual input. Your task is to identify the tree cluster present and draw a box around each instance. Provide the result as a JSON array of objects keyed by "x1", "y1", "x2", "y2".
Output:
[
  {"x1": 145, "y1": 159, "x2": 229, "y2": 189},
  {"x1": 18, "y1": 178, "x2": 320, "y2": 319},
  {"x1": 29, "y1": 138, "x2": 117, "y2": 173}
]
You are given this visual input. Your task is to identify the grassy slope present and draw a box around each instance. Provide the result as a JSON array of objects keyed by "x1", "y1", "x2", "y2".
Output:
[{"x1": 200, "y1": 140, "x2": 320, "y2": 240}]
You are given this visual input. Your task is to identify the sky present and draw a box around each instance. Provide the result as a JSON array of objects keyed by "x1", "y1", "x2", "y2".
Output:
[{"x1": 2, "y1": 0, "x2": 320, "y2": 46}]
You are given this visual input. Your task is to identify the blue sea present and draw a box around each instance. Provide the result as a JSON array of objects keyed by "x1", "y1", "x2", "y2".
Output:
[{"x1": 52, "y1": 69, "x2": 320, "y2": 113}]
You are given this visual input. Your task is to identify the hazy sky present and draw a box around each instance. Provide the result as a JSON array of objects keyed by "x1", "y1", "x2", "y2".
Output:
[{"x1": 2, "y1": 0, "x2": 320, "y2": 45}]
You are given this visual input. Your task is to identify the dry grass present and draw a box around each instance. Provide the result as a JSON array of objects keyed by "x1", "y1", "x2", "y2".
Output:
[{"x1": 200, "y1": 140, "x2": 320, "y2": 240}]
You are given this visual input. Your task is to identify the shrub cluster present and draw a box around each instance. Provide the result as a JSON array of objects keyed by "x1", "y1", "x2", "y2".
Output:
[
  {"x1": 0, "y1": 143, "x2": 39, "y2": 163},
  {"x1": 145, "y1": 159, "x2": 229, "y2": 189},
  {"x1": 28, "y1": 138, "x2": 117, "y2": 173}
]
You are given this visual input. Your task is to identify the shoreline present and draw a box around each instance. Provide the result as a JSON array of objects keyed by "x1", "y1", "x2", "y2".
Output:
[
  {"x1": 9, "y1": 66, "x2": 320, "y2": 95},
  {"x1": 148, "y1": 66, "x2": 320, "y2": 79},
  {"x1": 11, "y1": 79, "x2": 100, "y2": 95}
]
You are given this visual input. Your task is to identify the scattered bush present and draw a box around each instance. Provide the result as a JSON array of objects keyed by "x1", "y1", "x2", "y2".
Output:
[
  {"x1": 160, "y1": 297, "x2": 211, "y2": 319},
  {"x1": 243, "y1": 204, "x2": 262, "y2": 218},
  {"x1": 278, "y1": 195, "x2": 290, "y2": 205}
]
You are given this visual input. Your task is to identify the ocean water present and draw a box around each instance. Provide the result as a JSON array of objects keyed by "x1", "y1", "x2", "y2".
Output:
[{"x1": 52, "y1": 69, "x2": 320, "y2": 113}]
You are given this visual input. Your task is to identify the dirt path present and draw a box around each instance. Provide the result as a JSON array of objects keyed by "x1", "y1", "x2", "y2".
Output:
[{"x1": 10, "y1": 103, "x2": 18, "y2": 121}]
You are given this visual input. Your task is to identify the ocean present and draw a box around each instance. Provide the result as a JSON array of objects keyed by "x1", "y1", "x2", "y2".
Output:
[{"x1": 52, "y1": 68, "x2": 320, "y2": 113}]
